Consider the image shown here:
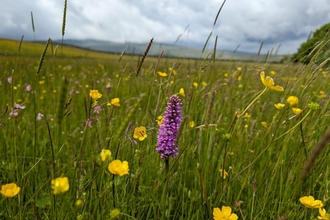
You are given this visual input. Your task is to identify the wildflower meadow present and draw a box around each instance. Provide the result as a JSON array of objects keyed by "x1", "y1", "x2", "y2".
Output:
[
  {"x1": 1, "y1": 37, "x2": 330, "y2": 220},
  {"x1": 1, "y1": 5, "x2": 330, "y2": 219}
]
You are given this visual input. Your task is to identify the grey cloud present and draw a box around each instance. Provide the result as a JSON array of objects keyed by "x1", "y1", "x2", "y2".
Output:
[{"x1": 0, "y1": 0, "x2": 329, "y2": 54}]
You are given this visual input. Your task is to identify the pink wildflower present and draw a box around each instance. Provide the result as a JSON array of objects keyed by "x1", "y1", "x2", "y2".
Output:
[
  {"x1": 14, "y1": 103, "x2": 25, "y2": 110},
  {"x1": 25, "y1": 84, "x2": 32, "y2": 91},
  {"x1": 37, "y1": 113, "x2": 44, "y2": 120},
  {"x1": 93, "y1": 105, "x2": 101, "y2": 114},
  {"x1": 9, "y1": 109, "x2": 19, "y2": 118}
]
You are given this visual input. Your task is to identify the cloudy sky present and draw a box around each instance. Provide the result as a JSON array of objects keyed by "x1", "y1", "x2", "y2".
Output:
[{"x1": 1, "y1": 0, "x2": 330, "y2": 54}]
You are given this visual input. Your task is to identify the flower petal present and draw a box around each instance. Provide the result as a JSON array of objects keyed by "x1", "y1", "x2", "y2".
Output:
[
  {"x1": 264, "y1": 76, "x2": 275, "y2": 87},
  {"x1": 221, "y1": 206, "x2": 232, "y2": 217},
  {"x1": 260, "y1": 72, "x2": 266, "y2": 86},
  {"x1": 292, "y1": 108, "x2": 303, "y2": 115},
  {"x1": 229, "y1": 213, "x2": 239, "y2": 220},
  {"x1": 299, "y1": 196, "x2": 323, "y2": 208},
  {"x1": 274, "y1": 103, "x2": 285, "y2": 109},
  {"x1": 270, "y1": 85, "x2": 284, "y2": 92},
  {"x1": 213, "y1": 207, "x2": 222, "y2": 219}
]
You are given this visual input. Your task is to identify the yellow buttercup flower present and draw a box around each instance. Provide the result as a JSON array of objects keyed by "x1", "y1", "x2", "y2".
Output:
[
  {"x1": 287, "y1": 96, "x2": 299, "y2": 106},
  {"x1": 270, "y1": 70, "x2": 276, "y2": 75},
  {"x1": 168, "y1": 67, "x2": 177, "y2": 75},
  {"x1": 90, "y1": 90, "x2": 102, "y2": 99},
  {"x1": 261, "y1": 121, "x2": 267, "y2": 127},
  {"x1": 260, "y1": 72, "x2": 284, "y2": 91},
  {"x1": 100, "y1": 149, "x2": 112, "y2": 162},
  {"x1": 274, "y1": 103, "x2": 285, "y2": 109},
  {"x1": 193, "y1": 82, "x2": 198, "y2": 88},
  {"x1": 156, "y1": 116, "x2": 163, "y2": 126},
  {"x1": 179, "y1": 88, "x2": 185, "y2": 97},
  {"x1": 318, "y1": 208, "x2": 330, "y2": 220},
  {"x1": 108, "y1": 160, "x2": 129, "y2": 176},
  {"x1": 110, "y1": 98, "x2": 120, "y2": 107},
  {"x1": 292, "y1": 108, "x2": 303, "y2": 115},
  {"x1": 157, "y1": 71, "x2": 167, "y2": 77},
  {"x1": 110, "y1": 208, "x2": 121, "y2": 219},
  {"x1": 51, "y1": 177, "x2": 69, "y2": 195},
  {"x1": 75, "y1": 199, "x2": 83, "y2": 207},
  {"x1": 133, "y1": 126, "x2": 147, "y2": 141},
  {"x1": 318, "y1": 90, "x2": 326, "y2": 98},
  {"x1": 189, "y1": 121, "x2": 195, "y2": 128},
  {"x1": 299, "y1": 196, "x2": 323, "y2": 209},
  {"x1": 213, "y1": 206, "x2": 238, "y2": 220},
  {"x1": 0, "y1": 183, "x2": 20, "y2": 198},
  {"x1": 219, "y1": 169, "x2": 228, "y2": 179}
]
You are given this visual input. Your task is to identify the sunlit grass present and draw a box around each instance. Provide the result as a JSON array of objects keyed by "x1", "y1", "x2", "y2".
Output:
[{"x1": 0, "y1": 38, "x2": 122, "y2": 59}]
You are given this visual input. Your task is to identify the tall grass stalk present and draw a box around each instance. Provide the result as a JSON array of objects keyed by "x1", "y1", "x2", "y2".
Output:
[
  {"x1": 136, "y1": 37, "x2": 154, "y2": 76},
  {"x1": 302, "y1": 126, "x2": 330, "y2": 180},
  {"x1": 61, "y1": 0, "x2": 67, "y2": 55},
  {"x1": 30, "y1": 11, "x2": 35, "y2": 41},
  {"x1": 36, "y1": 38, "x2": 50, "y2": 75}
]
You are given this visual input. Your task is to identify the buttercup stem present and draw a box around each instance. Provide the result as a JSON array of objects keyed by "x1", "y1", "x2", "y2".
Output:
[{"x1": 239, "y1": 87, "x2": 267, "y2": 117}]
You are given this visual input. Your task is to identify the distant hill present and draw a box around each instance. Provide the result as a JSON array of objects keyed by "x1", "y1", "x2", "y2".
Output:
[
  {"x1": 0, "y1": 38, "x2": 119, "y2": 59},
  {"x1": 52, "y1": 39, "x2": 284, "y2": 62}
]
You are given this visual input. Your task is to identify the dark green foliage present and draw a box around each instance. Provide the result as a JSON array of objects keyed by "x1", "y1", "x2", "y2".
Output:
[{"x1": 292, "y1": 23, "x2": 330, "y2": 64}]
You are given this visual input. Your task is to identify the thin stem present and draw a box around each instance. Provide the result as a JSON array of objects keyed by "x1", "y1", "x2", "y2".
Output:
[
  {"x1": 46, "y1": 120, "x2": 56, "y2": 219},
  {"x1": 161, "y1": 158, "x2": 169, "y2": 220},
  {"x1": 165, "y1": 158, "x2": 169, "y2": 175},
  {"x1": 251, "y1": 192, "x2": 255, "y2": 220},
  {"x1": 239, "y1": 87, "x2": 267, "y2": 117},
  {"x1": 223, "y1": 109, "x2": 312, "y2": 191},
  {"x1": 112, "y1": 174, "x2": 116, "y2": 208},
  {"x1": 299, "y1": 117, "x2": 307, "y2": 158},
  {"x1": 197, "y1": 163, "x2": 212, "y2": 220}
]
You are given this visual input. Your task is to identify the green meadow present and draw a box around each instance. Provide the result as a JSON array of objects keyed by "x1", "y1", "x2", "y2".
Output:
[{"x1": 1, "y1": 38, "x2": 330, "y2": 220}]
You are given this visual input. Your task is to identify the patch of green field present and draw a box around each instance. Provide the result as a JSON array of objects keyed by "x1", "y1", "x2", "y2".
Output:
[
  {"x1": 0, "y1": 38, "x2": 120, "y2": 59},
  {"x1": 0, "y1": 41, "x2": 329, "y2": 219}
]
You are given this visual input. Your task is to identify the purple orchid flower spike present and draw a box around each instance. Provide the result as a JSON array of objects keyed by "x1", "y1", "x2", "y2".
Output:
[{"x1": 156, "y1": 95, "x2": 183, "y2": 159}]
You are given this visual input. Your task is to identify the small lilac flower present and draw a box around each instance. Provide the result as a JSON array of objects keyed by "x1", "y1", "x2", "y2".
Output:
[
  {"x1": 156, "y1": 95, "x2": 183, "y2": 159},
  {"x1": 93, "y1": 105, "x2": 101, "y2": 114},
  {"x1": 7, "y1": 77, "x2": 12, "y2": 84},
  {"x1": 14, "y1": 103, "x2": 25, "y2": 110},
  {"x1": 69, "y1": 89, "x2": 75, "y2": 96},
  {"x1": 84, "y1": 118, "x2": 94, "y2": 128},
  {"x1": 37, "y1": 113, "x2": 44, "y2": 120},
  {"x1": 25, "y1": 84, "x2": 32, "y2": 91},
  {"x1": 9, "y1": 103, "x2": 26, "y2": 119},
  {"x1": 9, "y1": 109, "x2": 19, "y2": 118}
]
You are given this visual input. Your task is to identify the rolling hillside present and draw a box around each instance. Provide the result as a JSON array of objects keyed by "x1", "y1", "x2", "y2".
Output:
[{"x1": 0, "y1": 38, "x2": 284, "y2": 62}]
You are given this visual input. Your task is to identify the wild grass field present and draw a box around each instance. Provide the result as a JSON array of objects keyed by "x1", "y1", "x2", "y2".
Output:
[{"x1": 0, "y1": 38, "x2": 330, "y2": 220}]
